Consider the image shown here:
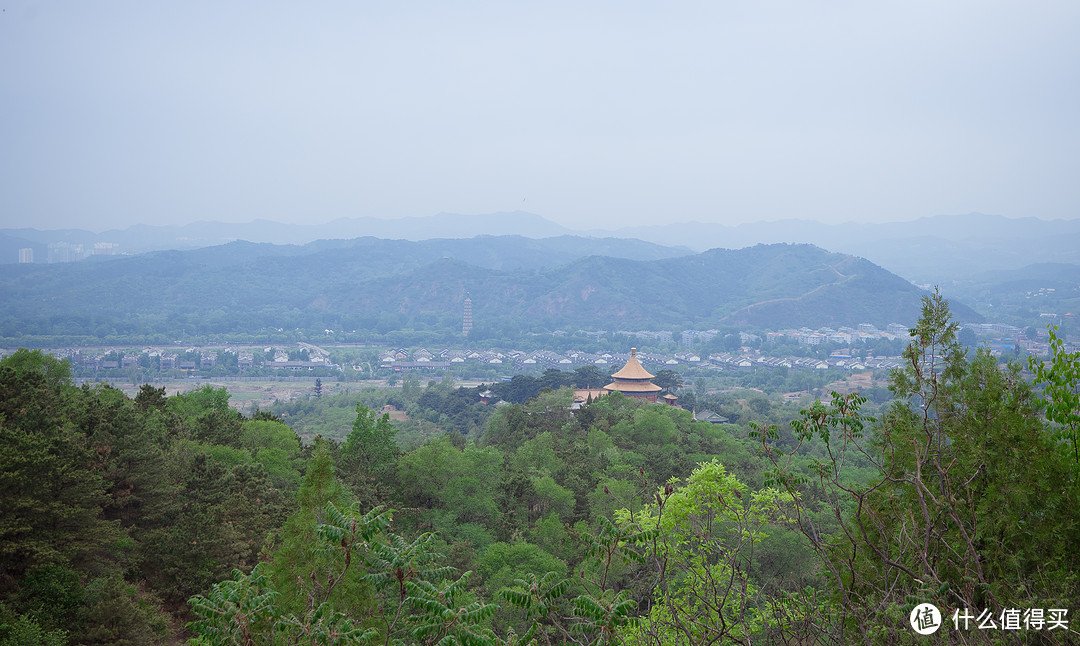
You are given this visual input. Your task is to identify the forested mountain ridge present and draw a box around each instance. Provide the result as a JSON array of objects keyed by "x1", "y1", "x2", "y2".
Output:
[
  {"x1": 356, "y1": 244, "x2": 965, "y2": 330},
  {"x1": 601, "y1": 212, "x2": 1080, "y2": 281},
  {"x1": 10, "y1": 213, "x2": 1080, "y2": 287},
  {"x1": 0, "y1": 239, "x2": 980, "y2": 342},
  {"x1": 11, "y1": 212, "x2": 1079, "y2": 286}
]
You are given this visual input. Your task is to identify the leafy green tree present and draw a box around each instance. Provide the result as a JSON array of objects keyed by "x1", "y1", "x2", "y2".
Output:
[
  {"x1": 166, "y1": 385, "x2": 244, "y2": 447},
  {"x1": 529, "y1": 477, "x2": 576, "y2": 523},
  {"x1": 538, "y1": 368, "x2": 571, "y2": 392},
  {"x1": 398, "y1": 438, "x2": 503, "y2": 544},
  {"x1": 185, "y1": 564, "x2": 281, "y2": 646},
  {"x1": 492, "y1": 375, "x2": 543, "y2": 405},
  {"x1": 240, "y1": 419, "x2": 303, "y2": 491},
  {"x1": 402, "y1": 573, "x2": 496, "y2": 646},
  {"x1": 80, "y1": 575, "x2": 170, "y2": 646},
  {"x1": 572, "y1": 365, "x2": 609, "y2": 390},
  {"x1": 510, "y1": 432, "x2": 560, "y2": 477},
  {"x1": 134, "y1": 384, "x2": 167, "y2": 412},
  {"x1": 957, "y1": 326, "x2": 977, "y2": 348},
  {"x1": 191, "y1": 499, "x2": 497, "y2": 646},
  {"x1": 0, "y1": 353, "x2": 180, "y2": 641},
  {"x1": 754, "y1": 291, "x2": 1080, "y2": 644},
  {"x1": 144, "y1": 444, "x2": 288, "y2": 607},
  {"x1": 0, "y1": 611, "x2": 68, "y2": 646},
  {"x1": 527, "y1": 513, "x2": 576, "y2": 564},
  {"x1": 1029, "y1": 325, "x2": 1080, "y2": 470},
  {"x1": 339, "y1": 405, "x2": 400, "y2": 509},
  {"x1": 500, "y1": 509, "x2": 646, "y2": 645},
  {"x1": 477, "y1": 542, "x2": 568, "y2": 595},
  {"x1": 651, "y1": 369, "x2": 683, "y2": 392},
  {"x1": 618, "y1": 460, "x2": 785, "y2": 645},
  {"x1": 0, "y1": 348, "x2": 72, "y2": 391}
]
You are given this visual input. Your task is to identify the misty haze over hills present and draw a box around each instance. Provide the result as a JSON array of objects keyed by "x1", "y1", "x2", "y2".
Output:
[
  {"x1": 0, "y1": 241, "x2": 980, "y2": 343},
  {"x1": 4, "y1": 211, "x2": 1079, "y2": 285}
]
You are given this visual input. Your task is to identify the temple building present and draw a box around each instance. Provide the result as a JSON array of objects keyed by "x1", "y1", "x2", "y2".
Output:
[{"x1": 602, "y1": 348, "x2": 663, "y2": 402}]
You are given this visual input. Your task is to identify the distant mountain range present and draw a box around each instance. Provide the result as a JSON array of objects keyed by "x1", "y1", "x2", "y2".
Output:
[
  {"x1": 5, "y1": 211, "x2": 1078, "y2": 286},
  {"x1": 592, "y1": 213, "x2": 1080, "y2": 283},
  {"x1": 0, "y1": 237, "x2": 980, "y2": 343},
  {"x1": 939, "y1": 262, "x2": 1080, "y2": 324},
  {"x1": 0, "y1": 212, "x2": 576, "y2": 261}
]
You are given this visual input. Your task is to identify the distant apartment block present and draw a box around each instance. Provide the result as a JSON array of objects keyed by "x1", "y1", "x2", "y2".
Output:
[
  {"x1": 18, "y1": 248, "x2": 33, "y2": 263},
  {"x1": 93, "y1": 242, "x2": 119, "y2": 256},
  {"x1": 739, "y1": 331, "x2": 762, "y2": 344},
  {"x1": 966, "y1": 323, "x2": 1024, "y2": 338},
  {"x1": 47, "y1": 242, "x2": 85, "y2": 263},
  {"x1": 680, "y1": 329, "x2": 717, "y2": 346}
]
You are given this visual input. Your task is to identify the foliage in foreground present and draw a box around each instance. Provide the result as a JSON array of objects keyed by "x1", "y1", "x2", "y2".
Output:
[
  {"x1": 4, "y1": 288, "x2": 1080, "y2": 645},
  {"x1": 754, "y1": 291, "x2": 1080, "y2": 644}
]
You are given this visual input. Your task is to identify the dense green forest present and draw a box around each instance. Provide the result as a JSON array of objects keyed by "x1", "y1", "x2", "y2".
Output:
[{"x1": 1, "y1": 294, "x2": 1077, "y2": 644}]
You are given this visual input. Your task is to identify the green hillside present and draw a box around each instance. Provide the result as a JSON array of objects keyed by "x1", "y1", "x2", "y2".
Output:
[{"x1": 0, "y1": 239, "x2": 979, "y2": 344}]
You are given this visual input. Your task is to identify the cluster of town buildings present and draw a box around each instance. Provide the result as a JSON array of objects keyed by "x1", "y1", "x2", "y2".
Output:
[
  {"x1": 378, "y1": 346, "x2": 905, "y2": 373},
  {"x1": 42, "y1": 342, "x2": 337, "y2": 372},
  {"x1": 11, "y1": 320, "x2": 1067, "y2": 379},
  {"x1": 16, "y1": 242, "x2": 120, "y2": 264},
  {"x1": 604, "y1": 323, "x2": 914, "y2": 347}
]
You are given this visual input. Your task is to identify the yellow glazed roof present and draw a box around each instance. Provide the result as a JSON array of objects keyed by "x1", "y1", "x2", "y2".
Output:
[
  {"x1": 603, "y1": 381, "x2": 662, "y2": 393},
  {"x1": 610, "y1": 348, "x2": 655, "y2": 380}
]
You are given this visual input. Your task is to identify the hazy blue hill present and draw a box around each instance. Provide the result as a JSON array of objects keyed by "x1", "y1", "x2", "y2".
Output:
[
  {"x1": 0, "y1": 238, "x2": 980, "y2": 341},
  {"x1": 9, "y1": 213, "x2": 1077, "y2": 291},
  {"x1": 969, "y1": 262, "x2": 1080, "y2": 286},
  {"x1": 0, "y1": 232, "x2": 46, "y2": 263},
  {"x1": 938, "y1": 263, "x2": 1080, "y2": 327},
  {"x1": 939, "y1": 263, "x2": 1080, "y2": 303},
  {"x1": 0, "y1": 211, "x2": 580, "y2": 259},
  {"x1": 0, "y1": 233, "x2": 690, "y2": 306},
  {"x1": 334, "y1": 244, "x2": 980, "y2": 332},
  {"x1": 500, "y1": 244, "x2": 971, "y2": 328},
  {"x1": 304, "y1": 244, "x2": 979, "y2": 330},
  {"x1": 593, "y1": 213, "x2": 1080, "y2": 283},
  {"x1": 853, "y1": 233, "x2": 1080, "y2": 284}
]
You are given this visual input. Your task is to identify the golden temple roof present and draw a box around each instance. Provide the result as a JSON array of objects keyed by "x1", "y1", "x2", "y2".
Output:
[
  {"x1": 604, "y1": 348, "x2": 662, "y2": 394},
  {"x1": 609, "y1": 348, "x2": 655, "y2": 380},
  {"x1": 603, "y1": 381, "x2": 662, "y2": 393}
]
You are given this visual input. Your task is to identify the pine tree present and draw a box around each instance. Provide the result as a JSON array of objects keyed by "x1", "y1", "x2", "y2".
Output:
[
  {"x1": 268, "y1": 440, "x2": 371, "y2": 617},
  {"x1": 0, "y1": 352, "x2": 120, "y2": 579}
]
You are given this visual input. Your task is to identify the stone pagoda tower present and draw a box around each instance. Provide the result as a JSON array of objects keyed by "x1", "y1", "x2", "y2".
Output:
[{"x1": 462, "y1": 292, "x2": 473, "y2": 336}]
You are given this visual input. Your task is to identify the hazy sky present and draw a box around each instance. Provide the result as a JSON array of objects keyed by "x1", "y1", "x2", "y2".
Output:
[{"x1": 2, "y1": 1, "x2": 1078, "y2": 232}]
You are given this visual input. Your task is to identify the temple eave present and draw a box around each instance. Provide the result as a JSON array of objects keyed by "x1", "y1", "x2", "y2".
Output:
[{"x1": 603, "y1": 382, "x2": 663, "y2": 393}]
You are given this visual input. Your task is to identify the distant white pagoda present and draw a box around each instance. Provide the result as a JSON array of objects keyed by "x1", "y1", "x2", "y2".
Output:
[{"x1": 462, "y1": 292, "x2": 473, "y2": 336}]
